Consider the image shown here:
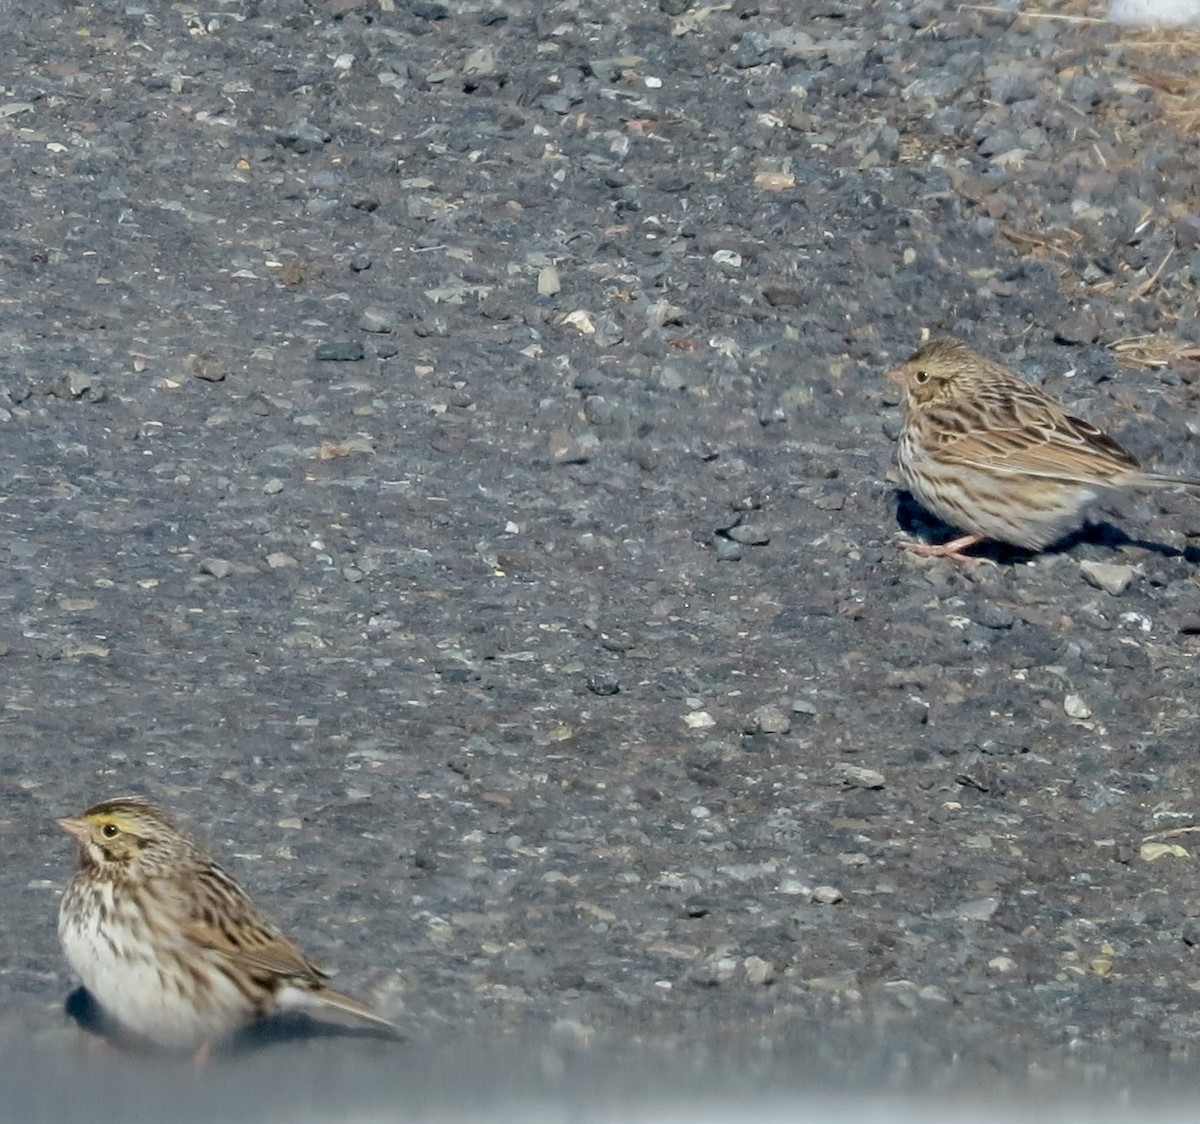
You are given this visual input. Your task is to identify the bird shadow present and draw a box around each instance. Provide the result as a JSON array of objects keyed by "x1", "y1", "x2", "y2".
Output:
[
  {"x1": 65, "y1": 986, "x2": 401, "y2": 1061},
  {"x1": 231, "y1": 1010, "x2": 401, "y2": 1054},
  {"x1": 893, "y1": 491, "x2": 1200, "y2": 564}
]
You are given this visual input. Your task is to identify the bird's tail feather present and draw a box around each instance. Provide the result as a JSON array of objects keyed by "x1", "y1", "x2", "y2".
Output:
[
  {"x1": 314, "y1": 987, "x2": 399, "y2": 1032},
  {"x1": 1139, "y1": 472, "x2": 1200, "y2": 490}
]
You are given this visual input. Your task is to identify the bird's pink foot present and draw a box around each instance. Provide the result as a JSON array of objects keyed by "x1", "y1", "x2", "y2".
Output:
[{"x1": 898, "y1": 533, "x2": 987, "y2": 562}]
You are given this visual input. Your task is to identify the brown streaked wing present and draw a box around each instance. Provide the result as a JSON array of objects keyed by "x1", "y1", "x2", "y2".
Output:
[
  {"x1": 182, "y1": 863, "x2": 329, "y2": 986},
  {"x1": 923, "y1": 390, "x2": 1139, "y2": 483}
]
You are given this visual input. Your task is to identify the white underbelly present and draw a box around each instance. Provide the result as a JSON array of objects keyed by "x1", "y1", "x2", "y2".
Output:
[{"x1": 59, "y1": 885, "x2": 257, "y2": 1049}]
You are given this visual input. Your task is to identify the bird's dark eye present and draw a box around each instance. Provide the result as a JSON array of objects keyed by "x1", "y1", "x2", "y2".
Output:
[
  {"x1": 914, "y1": 370, "x2": 929, "y2": 384},
  {"x1": 101, "y1": 823, "x2": 119, "y2": 839}
]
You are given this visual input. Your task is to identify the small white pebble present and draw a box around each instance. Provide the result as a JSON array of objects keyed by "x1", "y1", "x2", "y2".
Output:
[
  {"x1": 743, "y1": 956, "x2": 775, "y2": 985},
  {"x1": 1064, "y1": 694, "x2": 1092, "y2": 720}
]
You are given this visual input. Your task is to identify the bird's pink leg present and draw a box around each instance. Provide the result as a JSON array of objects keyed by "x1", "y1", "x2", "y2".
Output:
[{"x1": 898, "y1": 533, "x2": 986, "y2": 561}]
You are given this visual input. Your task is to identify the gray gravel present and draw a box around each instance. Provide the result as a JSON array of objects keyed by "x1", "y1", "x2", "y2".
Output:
[{"x1": 4, "y1": 0, "x2": 1200, "y2": 1111}]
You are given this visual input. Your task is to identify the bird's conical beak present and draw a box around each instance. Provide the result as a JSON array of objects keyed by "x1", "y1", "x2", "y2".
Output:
[
  {"x1": 56, "y1": 816, "x2": 89, "y2": 843},
  {"x1": 886, "y1": 366, "x2": 905, "y2": 388}
]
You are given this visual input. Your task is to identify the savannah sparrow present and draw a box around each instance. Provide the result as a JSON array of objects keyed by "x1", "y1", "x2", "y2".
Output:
[
  {"x1": 57, "y1": 796, "x2": 397, "y2": 1053},
  {"x1": 888, "y1": 337, "x2": 1200, "y2": 559}
]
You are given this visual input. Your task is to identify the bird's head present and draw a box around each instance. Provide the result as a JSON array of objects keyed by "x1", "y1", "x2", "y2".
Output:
[
  {"x1": 887, "y1": 338, "x2": 982, "y2": 407},
  {"x1": 57, "y1": 796, "x2": 184, "y2": 876}
]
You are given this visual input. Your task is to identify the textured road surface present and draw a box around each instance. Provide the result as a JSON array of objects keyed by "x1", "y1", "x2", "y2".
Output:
[{"x1": 4, "y1": 0, "x2": 1200, "y2": 1115}]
